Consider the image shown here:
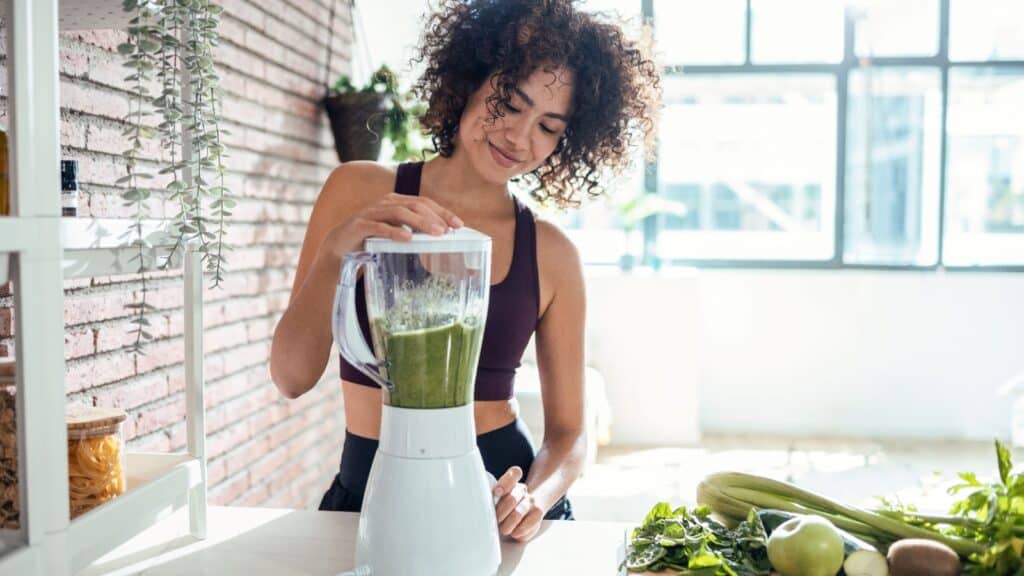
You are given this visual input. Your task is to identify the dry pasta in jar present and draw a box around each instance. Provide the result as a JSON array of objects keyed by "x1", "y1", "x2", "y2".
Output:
[
  {"x1": 66, "y1": 405, "x2": 127, "y2": 518},
  {"x1": 0, "y1": 358, "x2": 17, "y2": 529}
]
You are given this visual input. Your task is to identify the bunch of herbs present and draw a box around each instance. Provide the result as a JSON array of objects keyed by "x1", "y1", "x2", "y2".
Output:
[
  {"x1": 877, "y1": 440, "x2": 1024, "y2": 575},
  {"x1": 623, "y1": 503, "x2": 772, "y2": 575},
  {"x1": 948, "y1": 441, "x2": 1024, "y2": 574}
]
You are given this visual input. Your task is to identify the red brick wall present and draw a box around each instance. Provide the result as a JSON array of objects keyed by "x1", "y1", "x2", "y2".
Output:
[{"x1": 0, "y1": 0, "x2": 353, "y2": 508}]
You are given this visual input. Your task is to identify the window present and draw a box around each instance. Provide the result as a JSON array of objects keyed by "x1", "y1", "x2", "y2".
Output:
[
  {"x1": 844, "y1": 68, "x2": 943, "y2": 265},
  {"x1": 655, "y1": 0, "x2": 746, "y2": 65},
  {"x1": 750, "y1": 0, "x2": 845, "y2": 64},
  {"x1": 563, "y1": 0, "x2": 1024, "y2": 269},
  {"x1": 950, "y1": 0, "x2": 1024, "y2": 61},
  {"x1": 853, "y1": 0, "x2": 939, "y2": 58},
  {"x1": 943, "y1": 68, "x2": 1024, "y2": 265},
  {"x1": 658, "y1": 75, "x2": 836, "y2": 261}
]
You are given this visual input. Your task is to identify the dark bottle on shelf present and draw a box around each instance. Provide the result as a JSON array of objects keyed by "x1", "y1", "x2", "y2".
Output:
[
  {"x1": 61, "y1": 159, "x2": 79, "y2": 217},
  {"x1": 0, "y1": 128, "x2": 8, "y2": 216}
]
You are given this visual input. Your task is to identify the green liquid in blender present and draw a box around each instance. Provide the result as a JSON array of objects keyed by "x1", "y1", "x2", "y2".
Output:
[{"x1": 372, "y1": 320, "x2": 484, "y2": 408}]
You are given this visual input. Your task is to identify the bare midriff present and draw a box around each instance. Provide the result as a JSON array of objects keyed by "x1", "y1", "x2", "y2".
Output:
[{"x1": 341, "y1": 380, "x2": 518, "y2": 438}]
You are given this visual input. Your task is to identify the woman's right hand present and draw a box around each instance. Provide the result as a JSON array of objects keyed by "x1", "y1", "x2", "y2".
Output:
[{"x1": 319, "y1": 192, "x2": 464, "y2": 259}]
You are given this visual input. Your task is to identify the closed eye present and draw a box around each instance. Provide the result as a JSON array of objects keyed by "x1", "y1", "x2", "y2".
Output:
[{"x1": 540, "y1": 124, "x2": 556, "y2": 135}]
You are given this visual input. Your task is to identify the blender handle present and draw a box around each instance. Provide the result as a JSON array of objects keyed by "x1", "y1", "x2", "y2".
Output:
[{"x1": 333, "y1": 252, "x2": 393, "y2": 390}]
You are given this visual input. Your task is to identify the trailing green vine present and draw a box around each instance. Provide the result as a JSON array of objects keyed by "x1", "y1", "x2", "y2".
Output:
[
  {"x1": 155, "y1": 0, "x2": 187, "y2": 271},
  {"x1": 184, "y1": 0, "x2": 230, "y2": 286},
  {"x1": 118, "y1": 0, "x2": 160, "y2": 354},
  {"x1": 118, "y1": 0, "x2": 231, "y2": 349}
]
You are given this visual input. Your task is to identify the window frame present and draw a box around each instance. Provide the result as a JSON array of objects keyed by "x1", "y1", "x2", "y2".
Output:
[{"x1": 641, "y1": 0, "x2": 1024, "y2": 271}]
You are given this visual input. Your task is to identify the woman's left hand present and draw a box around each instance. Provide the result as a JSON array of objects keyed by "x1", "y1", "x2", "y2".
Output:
[{"x1": 493, "y1": 466, "x2": 545, "y2": 542}]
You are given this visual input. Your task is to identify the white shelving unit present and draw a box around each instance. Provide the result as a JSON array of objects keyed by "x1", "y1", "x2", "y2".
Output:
[
  {"x1": 62, "y1": 221, "x2": 208, "y2": 573},
  {"x1": 0, "y1": 2, "x2": 208, "y2": 575}
]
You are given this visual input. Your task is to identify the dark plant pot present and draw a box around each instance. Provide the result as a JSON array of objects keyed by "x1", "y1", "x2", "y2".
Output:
[{"x1": 323, "y1": 92, "x2": 388, "y2": 163}]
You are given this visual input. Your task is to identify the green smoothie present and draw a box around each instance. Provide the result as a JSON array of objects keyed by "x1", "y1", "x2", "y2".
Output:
[{"x1": 371, "y1": 319, "x2": 484, "y2": 408}]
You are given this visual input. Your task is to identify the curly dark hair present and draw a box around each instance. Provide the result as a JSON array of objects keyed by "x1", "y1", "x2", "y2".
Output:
[{"x1": 413, "y1": 0, "x2": 661, "y2": 208}]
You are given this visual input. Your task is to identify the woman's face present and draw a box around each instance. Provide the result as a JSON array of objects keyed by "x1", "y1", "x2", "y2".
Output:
[{"x1": 456, "y1": 67, "x2": 574, "y2": 185}]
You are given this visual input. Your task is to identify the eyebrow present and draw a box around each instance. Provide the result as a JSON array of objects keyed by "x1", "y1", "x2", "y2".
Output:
[{"x1": 513, "y1": 87, "x2": 570, "y2": 122}]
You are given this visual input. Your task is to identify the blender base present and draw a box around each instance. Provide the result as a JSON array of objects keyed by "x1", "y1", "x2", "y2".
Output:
[{"x1": 354, "y1": 406, "x2": 501, "y2": 576}]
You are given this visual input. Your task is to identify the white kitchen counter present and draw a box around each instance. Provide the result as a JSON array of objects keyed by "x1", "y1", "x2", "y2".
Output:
[{"x1": 77, "y1": 506, "x2": 633, "y2": 576}]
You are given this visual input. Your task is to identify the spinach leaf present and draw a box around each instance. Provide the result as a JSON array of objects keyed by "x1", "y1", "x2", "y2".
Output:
[{"x1": 623, "y1": 504, "x2": 772, "y2": 575}]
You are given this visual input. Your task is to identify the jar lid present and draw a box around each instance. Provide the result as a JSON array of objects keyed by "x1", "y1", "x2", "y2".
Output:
[{"x1": 66, "y1": 405, "x2": 127, "y2": 430}]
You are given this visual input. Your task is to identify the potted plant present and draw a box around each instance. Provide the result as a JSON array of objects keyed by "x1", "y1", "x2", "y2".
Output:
[
  {"x1": 323, "y1": 65, "x2": 427, "y2": 163},
  {"x1": 608, "y1": 189, "x2": 687, "y2": 271}
]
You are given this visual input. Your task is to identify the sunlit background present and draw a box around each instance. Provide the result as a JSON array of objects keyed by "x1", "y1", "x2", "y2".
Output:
[
  {"x1": 353, "y1": 0, "x2": 1024, "y2": 520},
  {"x1": 361, "y1": 0, "x2": 1024, "y2": 269}
]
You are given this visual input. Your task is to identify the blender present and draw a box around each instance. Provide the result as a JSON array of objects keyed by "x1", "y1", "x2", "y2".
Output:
[{"x1": 332, "y1": 227, "x2": 501, "y2": 576}]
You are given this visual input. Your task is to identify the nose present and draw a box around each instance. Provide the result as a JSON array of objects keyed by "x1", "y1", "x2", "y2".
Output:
[{"x1": 503, "y1": 117, "x2": 530, "y2": 151}]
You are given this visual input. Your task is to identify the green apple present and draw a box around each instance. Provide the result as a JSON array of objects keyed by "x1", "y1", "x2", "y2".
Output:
[{"x1": 767, "y1": 515, "x2": 845, "y2": 576}]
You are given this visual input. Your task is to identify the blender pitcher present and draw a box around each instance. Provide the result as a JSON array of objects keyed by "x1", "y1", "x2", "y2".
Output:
[
  {"x1": 332, "y1": 227, "x2": 501, "y2": 576},
  {"x1": 333, "y1": 228, "x2": 490, "y2": 408}
]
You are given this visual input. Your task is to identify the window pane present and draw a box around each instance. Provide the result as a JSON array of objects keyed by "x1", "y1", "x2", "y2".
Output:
[
  {"x1": 844, "y1": 68, "x2": 943, "y2": 266},
  {"x1": 654, "y1": 0, "x2": 746, "y2": 65},
  {"x1": 853, "y1": 0, "x2": 939, "y2": 58},
  {"x1": 944, "y1": 68, "x2": 1024, "y2": 265},
  {"x1": 657, "y1": 75, "x2": 836, "y2": 261},
  {"x1": 751, "y1": 0, "x2": 844, "y2": 63},
  {"x1": 551, "y1": 163, "x2": 648, "y2": 266},
  {"x1": 950, "y1": 0, "x2": 1024, "y2": 61}
]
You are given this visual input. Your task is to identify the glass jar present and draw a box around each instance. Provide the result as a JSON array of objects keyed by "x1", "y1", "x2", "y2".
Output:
[
  {"x1": 0, "y1": 358, "x2": 17, "y2": 529},
  {"x1": 66, "y1": 405, "x2": 127, "y2": 519}
]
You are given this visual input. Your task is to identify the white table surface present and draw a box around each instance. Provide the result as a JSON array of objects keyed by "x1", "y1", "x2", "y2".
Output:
[{"x1": 77, "y1": 506, "x2": 634, "y2": 576}]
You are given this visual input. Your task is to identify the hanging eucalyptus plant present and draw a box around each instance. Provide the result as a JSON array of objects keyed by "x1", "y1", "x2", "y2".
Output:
[{"x1": 118, "y1": 0, "x2": 231, "y2": 351}]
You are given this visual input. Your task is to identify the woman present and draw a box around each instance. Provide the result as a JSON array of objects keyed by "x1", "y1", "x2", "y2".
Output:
[{"x1": 270, "y1": 0, "x2": 659, "y2": 543}]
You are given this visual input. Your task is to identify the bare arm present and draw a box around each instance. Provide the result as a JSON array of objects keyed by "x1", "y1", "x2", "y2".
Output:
[
  {"x1": 526, "y1": 222, "x2": 587, "y2": 511},
  {"x1": 270, "y1": 163, "x2": 462, "y2": 399},
  {"x1": 494, "y1": 221, "x2": 587, "y2": 541}
]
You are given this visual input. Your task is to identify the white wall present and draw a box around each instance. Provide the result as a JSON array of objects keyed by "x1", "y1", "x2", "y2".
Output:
[
  {"x1": 586, "y1": 268, "x2": 702, "y2": 446},
  {"x1": 354, "y1": 0, "x2": 428, "y2": 85},
  {"x1": 698, "y1": 269, "x2": 1024, "y2": 440},
  {"x1": 588, "y1": 267, "x2": 1024, "y2": 444}
]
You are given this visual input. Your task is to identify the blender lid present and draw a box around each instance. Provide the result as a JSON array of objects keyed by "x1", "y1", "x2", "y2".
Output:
[{"x1": 365, "y1": 226, "x2": 492, "y2": 254}]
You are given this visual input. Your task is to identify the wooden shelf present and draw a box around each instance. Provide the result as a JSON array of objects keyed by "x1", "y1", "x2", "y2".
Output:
[
  {"x1": 0, "y1": 0, "x2": 131, "y2": 31},
  {"x1": 0, "y1": 217, "x2": 35, "y2": 252},
  {"x1": 0, "y1": 216, "x2": 64, "y2": 284},
  {"x1": 62, "y1": 218, "x2": 172, "y2": 251},
  {"x1": 62, "y1": 218, "x2": 182, "y2": 278},
  {"x1": 0, "y1": 455, "x2": 202, "y2": 571},
  {"x1": 0, "y1": 3, "x2": 206, "y2": 574},
  {"x1": 0, "y1": 538, "x2": 38, "y2": 574},
  {"x1": 0, "y1": 529, "x2": 26, "y2": 558},
  {"x1": 68, "y1": 452, "x2": 202, "y2": 571}
]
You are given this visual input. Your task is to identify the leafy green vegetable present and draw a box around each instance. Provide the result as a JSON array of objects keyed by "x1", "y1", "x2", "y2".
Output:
[
  {"x1": 947, "y1": 440, "x2": 1024, "y2": 575},
  {"x1": 701, "y1": 472, "x2": 982, "y2": 556},
  {"x1": 623, "y1": 504, "x2": 772, "y2": 575},
  {"x1": 878, "y1": 440, "x2": 1024, "y2": 575}
]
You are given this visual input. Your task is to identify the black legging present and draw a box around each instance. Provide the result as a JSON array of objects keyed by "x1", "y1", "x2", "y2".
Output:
[{"x1": 318, "y1": 418, "x2": 575, "y2": 520}]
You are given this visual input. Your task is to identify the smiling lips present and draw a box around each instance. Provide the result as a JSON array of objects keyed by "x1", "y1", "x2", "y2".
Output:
[{"x1": 488, "y1": 141, "x2": 522, "y2": 168}]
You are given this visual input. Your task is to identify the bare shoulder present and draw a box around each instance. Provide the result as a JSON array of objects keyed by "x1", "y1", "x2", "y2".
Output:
[
  {"x1": 534, "y1": 216, "x2": 583, "y2": 284},
  {"x1": 319, "y1": 161, "x2": 397, "y2": 211},
  {"x1": 297, "y1": 161, "x2": 398, "y2": 270}
]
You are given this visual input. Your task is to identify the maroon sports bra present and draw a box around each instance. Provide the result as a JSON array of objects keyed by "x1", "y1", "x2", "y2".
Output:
[{"x1": 339, "y1": 162, "x2": 540, "y2": 401}]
